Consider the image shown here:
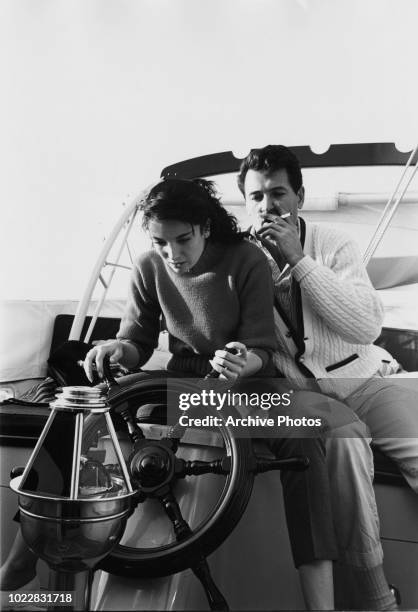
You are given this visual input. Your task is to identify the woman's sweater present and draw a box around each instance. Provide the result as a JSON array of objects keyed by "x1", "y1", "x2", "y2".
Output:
[{"x1": 117, "y1": 240, "x2": 277, "y2": 376}]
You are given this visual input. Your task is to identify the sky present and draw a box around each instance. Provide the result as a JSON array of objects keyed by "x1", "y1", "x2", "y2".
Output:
[{"x1": 1, "y1": 0, "x2": 418, "y2": 299}]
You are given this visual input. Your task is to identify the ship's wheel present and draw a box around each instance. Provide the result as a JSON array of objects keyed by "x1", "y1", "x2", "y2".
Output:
[
  {"x1": 89, "y1": 375, "x2": 307, "y2": 611},
  {"x1": 95, "y1": 376, "x2": 254, "y2": 611}
]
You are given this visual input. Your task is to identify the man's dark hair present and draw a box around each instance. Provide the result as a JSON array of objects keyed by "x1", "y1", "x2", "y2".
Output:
[{"x1": 237, "y1": 145, "x2": 303, "y2": 195}]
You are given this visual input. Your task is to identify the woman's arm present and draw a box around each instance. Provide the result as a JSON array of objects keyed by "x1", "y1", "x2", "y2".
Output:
[
  {"x1": 234, "y1": 247, "x2": 278, "y2": 372},
  {"x1": 117, "y1": 257, "x2": 162, "y2": 351},
  {"x1": 209, "y1": 246, "x2": 278, "y2": 381}
]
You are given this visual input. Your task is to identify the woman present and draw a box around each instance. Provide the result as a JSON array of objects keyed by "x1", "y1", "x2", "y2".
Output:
[
  {"x1": 2, "y1": 179, "x2": 337, "y2": 610},
  {"x1": 85, "y1": 178, "x2": 277, "y2": 382}
]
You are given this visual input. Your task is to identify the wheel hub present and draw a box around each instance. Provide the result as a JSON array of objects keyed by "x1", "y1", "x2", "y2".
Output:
[{"x1": 129, "y1": 441, "x2": 174, "y2": 492}]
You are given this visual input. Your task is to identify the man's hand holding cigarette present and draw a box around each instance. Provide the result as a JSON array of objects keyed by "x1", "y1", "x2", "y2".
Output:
[{"x1": 256, "y1": 211, "x2": 304, "y2": 267}]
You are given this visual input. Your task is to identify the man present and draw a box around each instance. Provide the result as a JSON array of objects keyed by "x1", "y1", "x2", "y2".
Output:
[{"x1": 237, "y1": 144, "x2": 418, "y2": 610}]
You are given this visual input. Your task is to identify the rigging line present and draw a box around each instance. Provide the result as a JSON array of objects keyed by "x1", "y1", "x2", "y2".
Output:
[
  {"x1": 104, "y1": 261, "x2": 132, "y2": 271},
  {"x1": 364, "y1": 160, "x2": 418, "y2": 266},
  {"x1": 83, "y1": 205, "x2": 140, "y2": 344},
  {"x1": 98, "y1": 274, "x2": 108, "y2": 289},
  {"x1": 363, "y1": 144, "x2": 418, "y2": 265},
  {"x1": 125, "y1": 239, "x2": 134, "y2": 265},
  {"x1": 363, "y1": 144, "x2": 418, "y2": 263}
]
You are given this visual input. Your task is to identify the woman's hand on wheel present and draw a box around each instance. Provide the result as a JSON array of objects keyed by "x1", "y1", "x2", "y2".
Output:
[
  {"x1": 84, "y1": 340, "x2": 126, "y2": 382},
  {"x1": 209, "y1": 342, "x2": 248, "y2": 381}
]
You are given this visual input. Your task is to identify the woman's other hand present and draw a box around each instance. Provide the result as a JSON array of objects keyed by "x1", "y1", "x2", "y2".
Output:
[{"x1": 209, "y1": 342, "x2": 248, "y2": 381}]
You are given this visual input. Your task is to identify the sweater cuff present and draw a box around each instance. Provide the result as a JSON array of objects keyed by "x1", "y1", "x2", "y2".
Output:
[
  {"x1": 291, "y1": 255, "x2": 318, "y2": 282},
  {"x1": 117, "y1": 338, "x2": 151, "y2": 370}
]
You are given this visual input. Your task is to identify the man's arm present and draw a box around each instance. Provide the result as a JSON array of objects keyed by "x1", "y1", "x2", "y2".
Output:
[
  {"x1": 255, "y1": 215, "x2": 383, "y2": 344},
  {"x1": 291, "y1": 235, "x2": 384, "y2": 344}
]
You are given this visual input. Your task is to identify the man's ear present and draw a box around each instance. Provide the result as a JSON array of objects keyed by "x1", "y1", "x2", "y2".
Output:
[{"x1": 297, "y1": 186, "x2": 305, "y2": 209}]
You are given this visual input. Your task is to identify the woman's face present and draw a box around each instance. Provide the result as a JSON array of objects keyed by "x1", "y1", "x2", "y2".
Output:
[{"x1": 148, "y1": 219, "x2": 207, "y2": 273}]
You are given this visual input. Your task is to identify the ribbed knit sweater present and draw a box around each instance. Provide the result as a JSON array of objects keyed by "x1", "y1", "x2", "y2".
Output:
[
  {"x1": 271, "y1": 220, "x2": 391, "y2": 399},
  {"x1": 117, "y1": 240, "x2": 277, "y2": 376}
]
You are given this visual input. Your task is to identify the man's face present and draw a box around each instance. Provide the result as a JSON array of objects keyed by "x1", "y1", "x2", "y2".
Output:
[{"x1": 244, "y1": 168, "x2": 304, "y2": 231}]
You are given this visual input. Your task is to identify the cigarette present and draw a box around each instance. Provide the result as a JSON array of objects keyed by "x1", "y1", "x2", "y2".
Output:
[{"x1": 280, "y1": 212, "x2": 291, "y2": 219}]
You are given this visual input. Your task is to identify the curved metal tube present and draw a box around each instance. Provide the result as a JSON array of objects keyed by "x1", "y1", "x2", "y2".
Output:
[
  {"x1": 68, "y1": 196, "x2": 141, "y2": 342},
  {"x1": 363, "y1": 144, "x2": 418, "y2": 265}
]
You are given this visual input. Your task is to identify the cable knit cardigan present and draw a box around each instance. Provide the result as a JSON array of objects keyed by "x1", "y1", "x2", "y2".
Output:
[{"x1": 272, "y1": 220, "x2": 391, "y2": 399}]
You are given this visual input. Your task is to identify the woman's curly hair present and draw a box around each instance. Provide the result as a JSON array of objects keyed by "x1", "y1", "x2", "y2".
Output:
[{"x1": 140, "y1": 178, "x2": 243, "y2": 244}]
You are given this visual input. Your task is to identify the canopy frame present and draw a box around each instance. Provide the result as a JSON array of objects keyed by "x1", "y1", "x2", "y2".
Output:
[{"x1": 70, "y1": 142, "x2": 418, "y2": 342}]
